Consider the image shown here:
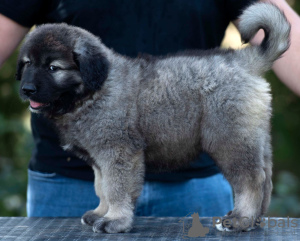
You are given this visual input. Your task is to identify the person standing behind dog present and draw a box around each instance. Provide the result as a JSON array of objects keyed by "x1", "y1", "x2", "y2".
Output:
[{"x1": 0, "y1": 0, "x2": 299, "y2": 217}]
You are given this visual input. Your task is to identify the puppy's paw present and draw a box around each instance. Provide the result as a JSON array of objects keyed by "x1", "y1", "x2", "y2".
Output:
[
  {"x1": 215, "y1": 211, "x2": 259, "y2": 232},
  {"x1": 92, "y1": 216, "x2": 133, "y2": 233},
  {"x1": 81, "y1": 210, "x2": 101, "y2": 226}
]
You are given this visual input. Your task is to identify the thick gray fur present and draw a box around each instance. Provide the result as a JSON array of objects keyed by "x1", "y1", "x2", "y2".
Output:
[{"x1": 17, "y1": 3, "x2": 290, "y2": 233}]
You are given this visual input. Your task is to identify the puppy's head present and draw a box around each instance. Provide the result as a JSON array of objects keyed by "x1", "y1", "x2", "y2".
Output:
[{"x1": 17, "y1": 23, "x2": 109, "y2": 117}]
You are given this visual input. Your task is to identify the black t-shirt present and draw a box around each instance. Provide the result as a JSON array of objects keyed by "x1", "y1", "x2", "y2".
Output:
[{"x1": 0, "y1": 0, "x2": 257, "y2": 181}]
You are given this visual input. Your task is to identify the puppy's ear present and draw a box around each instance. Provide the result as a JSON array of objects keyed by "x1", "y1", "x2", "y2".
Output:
[
  {"x1": 15, "y1": 60, "x2": 25, "y2": 81},
  {"x1": 73, "y1": 44, "x2": 109, "y2": 91}
]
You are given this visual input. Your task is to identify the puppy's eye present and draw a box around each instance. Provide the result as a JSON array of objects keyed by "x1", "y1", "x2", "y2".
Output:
[
  {"x1": 49, "y1": 65, "x2": 60, "y2": 71},
  {"x1": 25, "y1": 61, "x2": 31, "y2": 65}
]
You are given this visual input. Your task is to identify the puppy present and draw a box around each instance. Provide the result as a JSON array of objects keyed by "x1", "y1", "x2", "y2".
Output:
[{"x1": 17, "y1": 3, "x2": 290, "y2": 233}]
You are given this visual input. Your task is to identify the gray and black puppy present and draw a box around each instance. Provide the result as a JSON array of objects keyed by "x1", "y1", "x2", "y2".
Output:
[{"x1": 17, "y1": 3, "x2": 290, "y2": 233}]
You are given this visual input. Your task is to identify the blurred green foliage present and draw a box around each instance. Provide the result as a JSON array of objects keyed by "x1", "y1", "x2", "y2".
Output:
[
  {"x1": 0, "y1": 2, "x2": 300, "y2": 217},
  {"x1": 0, "y1": 50, "x2": 33, "y2": 216}
]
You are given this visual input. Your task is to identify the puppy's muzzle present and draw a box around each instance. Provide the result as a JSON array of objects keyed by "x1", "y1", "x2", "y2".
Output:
[{"x1": 22, "y1": 83, "x2": 37, "y2": 97}]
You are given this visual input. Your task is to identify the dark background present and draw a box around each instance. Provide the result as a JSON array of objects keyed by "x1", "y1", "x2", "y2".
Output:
[{"x1": 0, "y1": 1, "x2": 299, "y2": 217}]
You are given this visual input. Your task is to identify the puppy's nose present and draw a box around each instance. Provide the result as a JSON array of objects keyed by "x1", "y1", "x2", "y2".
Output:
[{"x1": 22, "y1": 83, "x2": 37, "y2": 96}]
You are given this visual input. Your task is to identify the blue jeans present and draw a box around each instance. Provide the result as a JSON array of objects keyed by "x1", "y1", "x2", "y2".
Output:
[{"x1": 27, "y1": 169, "x2": 233, "y2": 217}]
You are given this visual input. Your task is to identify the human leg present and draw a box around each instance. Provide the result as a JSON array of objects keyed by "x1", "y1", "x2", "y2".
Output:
[
  {"x1": 135, "y1": 173, "x2": 233, "y2": 217},
  {"x1": 27, "y1": 169, "x2": 98, "y2": 217}
]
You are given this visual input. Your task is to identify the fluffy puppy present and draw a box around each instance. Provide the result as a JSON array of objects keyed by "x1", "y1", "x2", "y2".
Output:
[{"x1": 17, "y1": 3, "x2": 290, "y2": 233}]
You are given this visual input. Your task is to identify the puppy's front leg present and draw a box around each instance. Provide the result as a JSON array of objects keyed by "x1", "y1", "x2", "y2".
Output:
[
  {"x1": 81, "y1": 167, "x2": 109, "y2": 225},
  {"x1": 92, "y1": 148, "x2": 145, "y2": 233}
]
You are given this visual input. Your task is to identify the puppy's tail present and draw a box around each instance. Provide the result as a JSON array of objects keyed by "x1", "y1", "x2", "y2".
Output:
[{"x1": 238, "y1": 3, "x2": 290, "y2": 74}]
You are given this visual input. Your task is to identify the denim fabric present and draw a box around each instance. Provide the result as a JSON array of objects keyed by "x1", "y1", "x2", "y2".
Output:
[
  {"x1": 135, "y1": 174, "x2": 233, "y2": 217},
  {"x1": 27, "y1": 169, "x2": 99, "y2": 217},
  {"x1": 27, "y1": 169, "x2": 233, "y2": 217}
]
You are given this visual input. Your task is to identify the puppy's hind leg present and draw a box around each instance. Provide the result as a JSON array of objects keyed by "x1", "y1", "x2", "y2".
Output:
[
  {"x1": 202, "y1": 106, "x2": 270, "y2": 232},
  {"x1": 210, "y1": 137, "x2": 266, "y2": 232},
  {"x1": 92, "y1": 148, "x2": 145, "y2": 233},
  {"x1": 81, "y1": 166, "x2": 109, "y2": 226},
  {"x1": 201, "y1": 82, "x2": 272, "y2": 231}
]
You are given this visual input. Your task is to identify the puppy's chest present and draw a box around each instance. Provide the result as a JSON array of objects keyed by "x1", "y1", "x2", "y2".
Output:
[
  {"x1": 55, "y1": 112, "x2": 98, "y2": 149},
  {"x1": 55, "y1": 106, "x2": 134, "y2": 151},
  {"x1": 56, "y1": 115, "x2": 103, "y2": 166}
]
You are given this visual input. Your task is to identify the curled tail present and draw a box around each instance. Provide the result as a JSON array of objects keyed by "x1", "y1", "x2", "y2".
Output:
[{"x1": 238, "y1": 3, "x2": 291, "y2": 73}]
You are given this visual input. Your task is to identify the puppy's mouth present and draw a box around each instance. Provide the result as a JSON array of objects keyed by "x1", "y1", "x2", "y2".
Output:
[{"x1": 29, "y1": 100, "x2": 50, "y2": 111}]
